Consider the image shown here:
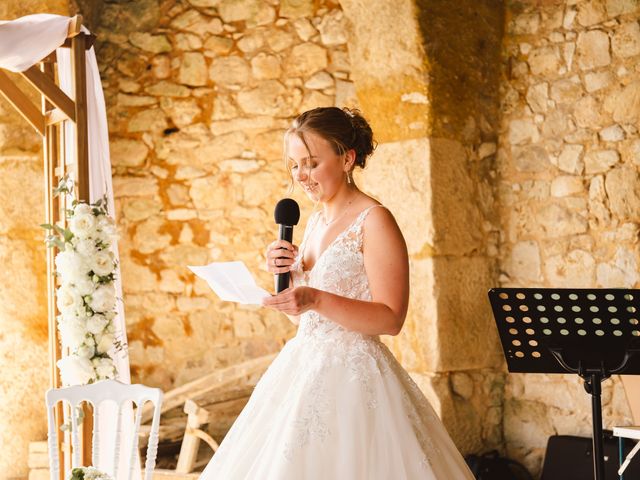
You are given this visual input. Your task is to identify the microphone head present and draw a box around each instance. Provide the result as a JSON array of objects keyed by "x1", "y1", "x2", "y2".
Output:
[{"x1": 274, "y1": 198, "x2": 300, "y2": 226}]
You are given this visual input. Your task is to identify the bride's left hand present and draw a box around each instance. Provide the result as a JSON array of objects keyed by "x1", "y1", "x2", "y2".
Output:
[{"x1": 262, "y1": 286, "x2": 319, "y2": 315}]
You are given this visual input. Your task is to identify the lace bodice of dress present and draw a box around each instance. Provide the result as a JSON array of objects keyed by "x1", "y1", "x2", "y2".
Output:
[{"x1": 290, "y1": 205, "x2": 381, "y2": 341}]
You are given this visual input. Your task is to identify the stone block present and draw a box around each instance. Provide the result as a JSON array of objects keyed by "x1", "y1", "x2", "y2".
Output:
[
  {"x1": 551, "y1": 175, "x2": 585, "y2": 197},
  {"x1": 217, "y1": 0, "x2": 261, "y2": 22},
  {"x1": 528, "y1": 46, "x2": 561, "y2": 76},
  {"x1": 535, "y1": 201, "x2": 588, "y2": 238},
  {"x1": 510, "y1": 12, "x2": 540, "y2": 34},
  {"x1": 266, "y1": 30, "x2": 295, "y2": 52},
  {"x1": 544, "y1": 249, "x2": 596, "y2": 286},
  {"x1": 526, "y1": 82, "x2": 548, "y2": 113},
  {"x1": 293, "y1": 18, "x2": 317, "y2": 41},
  {"x1": 556, "y1": 144, "x2": 584, "y2": 174},
  {"x1": 606, "y1": 0, "x2": 639, "y2": 17},
  {"x1": 612, "y1": 21, "x2": 640, "y2": 58},
  {"x1": 236, "y1": 80, "x2": 298, "y2": 116},
  {"x1": 512, "y1": 145, "x2": 548, "y2": 173},
  {"x1": 209, "y1": 56, "x2": 250, "y2": 89},
  {"x1": 284, "y1": 42, "x2": 328, "y2": 77},
  {"x1": 317, "y1": 9, "x2": 347, "y2": 46},
  {"x1": 508, "y1": 119, "x2": 540, "y2": 145},
  {"x1": 110, "y1": 138, "x2": 148, "y2": 167},
  {"x1": 573, "y1": 95, "x2": 606, "y2": 128},
  {"x1": 161, "y1": 98, "x2": 202, "y2": 128},
  {"x1": 129, "y1": 32, "x2": 171, "y2": 53},
  {"x1": 431, "y1": 255, "x2": 502, "y2": 371},
  {"x1": 577, "y1": 30, "x2": 611, "y2": 70},
  {"x1": 179, "y1": 52, "x2": 207, "y2": 87},
  {"x1": 127, "y1": 108, "x2": 168, "y2": 133},
  {"x1": 279, "y1": 0, "x2": 314, "y2": 18},
  {"x1": 122, "y1": 197, "x2": 162, "y2": 222},
  {"x1": 204, "y1": 35, "x2": 234, "y2": 56},
  {"x1": 430, "y1": 138, "x2": 486, "y2": 255},
  {"x1": 604, "y1": 81, "x2": 640, "y2": 123},
  {"x1": 605, "y1": 165, "x2": 640, "y2": 222},
  {"x1": 251, "y1": 53, "x2": 282, "y2": 80},
  {"x1": 597, "y1": 247, "x2": 640, "y2": 287},
  {"x1": 577, "y1": 0, "x2": 607, "y2": 26},
  {"x1": 506, "y1": 241, "x2": 541, "y2": 283},
  {"x1": 237, "y1": 32, "x2": 265, "y2": 53},
  {"x1": 585, "y1": 149, "x2": 620, "y2": 174},
  {"x1": 360, "y1": 138, "x2": 429, "y2": 256},
  {"x1": 549, "y1": 77, "x2": 583, "y2": 105},
  {"x1": 113, "y1": 177, "x2": 159, "y2": 197}
]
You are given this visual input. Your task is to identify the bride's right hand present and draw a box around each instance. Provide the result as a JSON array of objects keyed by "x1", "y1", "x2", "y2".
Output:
[{"x1": 265, "y1": 240, "x2": 299, "y2": 274}]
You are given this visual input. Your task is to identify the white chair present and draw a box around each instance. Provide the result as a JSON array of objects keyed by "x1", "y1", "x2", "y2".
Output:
[{"x1": 45, "y1": 379, "x2": 163, "y2": 480}]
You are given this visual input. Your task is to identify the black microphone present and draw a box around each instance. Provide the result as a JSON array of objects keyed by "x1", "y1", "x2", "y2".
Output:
[{"x1": 274, "y1": 198, "x2": 300, "y2": 293}]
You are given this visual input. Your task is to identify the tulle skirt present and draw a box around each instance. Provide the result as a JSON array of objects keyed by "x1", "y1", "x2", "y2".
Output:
[{"x1": 199, "y1": 332, "x2": 474, "y2": 480}]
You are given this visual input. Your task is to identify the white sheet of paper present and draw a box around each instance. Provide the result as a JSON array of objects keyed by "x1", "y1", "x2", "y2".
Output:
[{"x1": 188, "y1": 261, "x2": 271, "y2": 305}]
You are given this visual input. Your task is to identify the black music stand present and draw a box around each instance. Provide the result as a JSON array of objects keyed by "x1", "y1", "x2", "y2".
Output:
[{"x1": 489, "y1": 288, "x2": 640, "y2": 480}]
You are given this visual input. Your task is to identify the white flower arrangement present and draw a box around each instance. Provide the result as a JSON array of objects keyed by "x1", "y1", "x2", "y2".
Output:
[
  {"x1": 68, "y1": 466, "x2": 113, "y2": 480},
  {"x1": 43, "y1": 180, "x2": 122, "y2": 387}
]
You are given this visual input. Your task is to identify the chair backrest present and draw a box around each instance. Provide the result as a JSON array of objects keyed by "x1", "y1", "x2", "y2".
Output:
[{"x1": 45, "y1": 379, "x2": 163, "y2": 480}]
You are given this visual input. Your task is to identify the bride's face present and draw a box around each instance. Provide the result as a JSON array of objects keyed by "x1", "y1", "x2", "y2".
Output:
[{"x1": 286, "y1": 132, "x2": 346, "y2": 202}]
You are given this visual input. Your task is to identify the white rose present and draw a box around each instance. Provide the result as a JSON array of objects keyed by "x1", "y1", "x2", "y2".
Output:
[
  {"x1": 56, "y1": 285, "x2": 84, "y2": 316},
  {"x1": 89, "y1": 284, "x2": 116, "y2": 313},
  {"x1": 57, "y1": 355, "x2": 96, "y2": 386},
  {"x1": 58, "y1": 316, "x2": 87, "y2": 349},
  {"x1": 69, "y1": 208, "x2": 97, "y2": 239},
  {"x1": 76, "y1": 343, "x2": 95, "y2": 359},
  {"x1": 92, "y1": 357, "x2": 116, "y2": 380},
  {"x1": 86, "y1": 314, "x2": 108, "y2": 334},
  {"x1": 74, "y1": 238, "x2": 96, "y2": 257},
  {"x1": 97, "y1": 215, "x2": 117, "y2": 241},
  {"x1": 74, "y1": 203, "x2": 93, "y2": 216},
  {"x1": 55, "y1": 250, "x2": 90, "y2": 282},
  {"x1": 91, "y1": 250, "x2": 115, "y2": 276},
  {"x1": 95, "y1": 332, "x2": 115, "y2": 354},
  {"x1": 73, "y1": 276, "x2": 95, "y2": 296}
]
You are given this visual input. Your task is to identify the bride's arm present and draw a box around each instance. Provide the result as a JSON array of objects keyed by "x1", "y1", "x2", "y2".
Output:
[
  {"x1": 313, "y1": 207, "x2": 409, "y2": 335},
  {"x1": 263, "y1": 207, "x2": 409, "y2": 336}
]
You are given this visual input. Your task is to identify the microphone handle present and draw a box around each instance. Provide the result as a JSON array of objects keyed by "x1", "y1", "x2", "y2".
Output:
[{"x1": 276, "y1": 224, "x2": 294, "y2": 293}]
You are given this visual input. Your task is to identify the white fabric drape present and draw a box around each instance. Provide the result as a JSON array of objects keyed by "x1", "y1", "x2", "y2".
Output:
[{"x1": 0, "y1": 14, "x2": 137, "y2": 479}]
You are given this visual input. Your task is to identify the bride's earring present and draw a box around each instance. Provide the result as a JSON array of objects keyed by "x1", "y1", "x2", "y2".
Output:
[{"x1": 346, "y1": 171, "x2": 352, "y2": 185}]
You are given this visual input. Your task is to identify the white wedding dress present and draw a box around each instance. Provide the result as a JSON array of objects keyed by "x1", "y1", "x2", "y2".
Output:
[{"x1": 199, "y1": 205, "x2": 475, "y2": 479}]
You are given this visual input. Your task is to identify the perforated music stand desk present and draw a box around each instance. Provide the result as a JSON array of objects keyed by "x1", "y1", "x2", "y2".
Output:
[{"x1": 489, "y1": 288, "x2": 640, "y2": 480}]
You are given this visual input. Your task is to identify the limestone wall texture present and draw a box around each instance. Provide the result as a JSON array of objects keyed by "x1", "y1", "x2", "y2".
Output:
[
  {"x1": 95, "y1": 0, "x2": 358, "y2": 403},
  {"x1": 499, "y1": 0, "x2": 639, "y2": 474},
  {"x1": 3, "y1": 0, "x2": 640, "y2": 477}
]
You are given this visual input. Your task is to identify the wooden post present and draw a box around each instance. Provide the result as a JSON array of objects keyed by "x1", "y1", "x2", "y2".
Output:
[
  {"x1": 176, "y1": 401, "x2": 212, "y2": 473},
  {"x1": 71, "y1": 32, "x2": 89, "y2": 203}
]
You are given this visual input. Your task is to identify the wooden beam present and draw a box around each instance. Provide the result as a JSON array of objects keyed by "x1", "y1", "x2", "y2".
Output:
[
  {"x1": 71, "y1": 33, "x2": 90, "y2": 203},
  {"x1": 45, "y1": 108, "x2": 70, "y2": 126},
  {"x1": 176, "y1": 400, "x2": 214, "y2": 473},
  {"x1": 21, "y1": 66, "x2": 75, "y2": 122},
  {"x1": 141, "y1": 354, "x2": 276, "y2": 424},
  {"x1": 67, "y1": 15, "x2": 83, "y2": 38},
  {"x1": 61, "y1": 34, "x2": 96, "y2": 50},
  {"x1": 0, "y1": 70, "x2": 44, "y2": 135}
]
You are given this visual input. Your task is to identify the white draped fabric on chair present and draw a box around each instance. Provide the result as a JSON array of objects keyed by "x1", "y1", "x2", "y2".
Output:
[{"x1": 0, "y1": 13, "x2": 138, "y2": 478}]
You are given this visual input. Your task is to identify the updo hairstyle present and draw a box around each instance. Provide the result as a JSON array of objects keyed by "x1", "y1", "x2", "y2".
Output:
[{"x1": 284, "y1": 107, "x2": 376, "y2": 174}]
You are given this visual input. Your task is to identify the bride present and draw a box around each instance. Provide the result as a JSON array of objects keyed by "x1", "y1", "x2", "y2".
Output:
[{"x1": 199, "y1": 107, "x2": 474, "y2": 479}]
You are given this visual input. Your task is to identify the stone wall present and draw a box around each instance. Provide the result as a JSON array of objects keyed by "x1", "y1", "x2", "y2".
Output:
[
  {"x1": 499, "y1": 0, "x2": 639, "y2": 474},
  {"x1": 95, "y1": 0, "x2": 358, "y2": 429}
]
